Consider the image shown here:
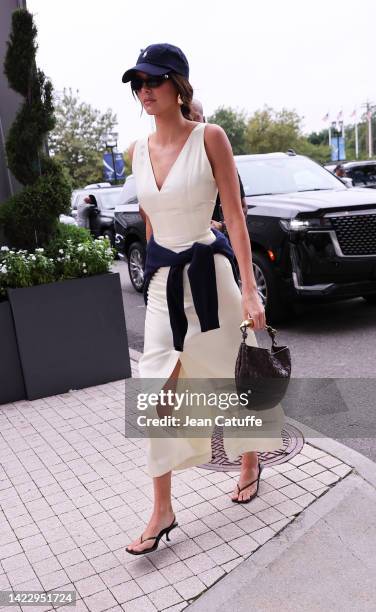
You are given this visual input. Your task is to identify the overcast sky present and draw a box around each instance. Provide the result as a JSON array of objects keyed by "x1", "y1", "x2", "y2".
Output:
[{"x1": 27, "y1": 0, "x2": 376, "y2": 152}]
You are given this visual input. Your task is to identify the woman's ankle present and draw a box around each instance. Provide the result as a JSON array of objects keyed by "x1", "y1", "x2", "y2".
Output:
[{"x1": 152, "y1": 505, "x2": 174, "y2": 517}]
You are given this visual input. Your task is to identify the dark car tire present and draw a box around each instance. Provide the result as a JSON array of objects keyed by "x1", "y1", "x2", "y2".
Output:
[
  {"x1": 363, "y1": 294, "x2": 376, "y2": 304},
  {"x1": 251, "y1": 251, "x2": 290, "y2": 324},
  {"x1": 128, "y1": 241, "x2": 145, "y2": 293}
]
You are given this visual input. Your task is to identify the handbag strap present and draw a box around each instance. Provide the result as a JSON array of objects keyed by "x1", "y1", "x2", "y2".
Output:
[{"x1": 239, "y1": 319, "x2": 278, "y2": 347}]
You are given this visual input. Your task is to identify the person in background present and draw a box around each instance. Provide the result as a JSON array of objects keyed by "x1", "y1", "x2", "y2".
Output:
[
  {"x1": 190, "y1": 99, "x2": 248, "y2": 236},
  {"x1": 76, "y1": 194, "x2": 97, "y2": 230},
  {"x1": 334, "y1": 164, "x2": 353, "y2": 187},
  {"x1": 334, "y1": 164, "x2": 345, "y2": 178}
]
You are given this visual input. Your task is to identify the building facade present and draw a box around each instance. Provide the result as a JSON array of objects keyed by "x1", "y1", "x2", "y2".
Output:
[{"x1": 0, "y1": 0, "x2": 27, "y2": 204}]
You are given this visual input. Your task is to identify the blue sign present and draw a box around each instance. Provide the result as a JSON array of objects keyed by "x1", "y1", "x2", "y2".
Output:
[
  {"x1": 331, "y1": 136, "x2": 346, "y2": 161},
  {"x1": 103, "y1": 152, "x2": 126, "y2": 181}
]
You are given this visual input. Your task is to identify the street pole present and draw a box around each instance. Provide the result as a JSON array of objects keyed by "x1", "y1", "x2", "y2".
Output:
[
  {"x1": 110, "y1": 146, "x2": 117, "y2": 183},
  {"x1": 355, "y1": 121, "x2": 359, "y2": 159},
  {"x1": 368, "y1": 112, "x2": 373, "y2": 158},
  {"x1": 361, "y1": 101, "x2": 374, "y2": 158}
]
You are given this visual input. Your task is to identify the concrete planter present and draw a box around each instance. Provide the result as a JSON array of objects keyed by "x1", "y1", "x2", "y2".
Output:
[
  {"x1": 0, "y1": 301, "x2": 26, "y2": 404},
  {"x1": 7, "y1": 272, "x2": 131, "y2": 401}
]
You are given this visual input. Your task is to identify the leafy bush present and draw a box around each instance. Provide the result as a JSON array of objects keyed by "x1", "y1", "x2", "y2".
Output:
[
  {"x1": 45, "y1": 222, "x2": 92, "y2": 257},
  {"x1": 0, "y1": 237, "x2": 115, "y2": 299},
  {"x1": 0, "y1": 9, "x2": 71, "y2": 250}
]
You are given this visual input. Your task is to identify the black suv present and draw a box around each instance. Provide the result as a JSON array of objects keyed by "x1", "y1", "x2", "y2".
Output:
[{"x1": 114, "y1": 153, "x2": 376, "y2": 322}]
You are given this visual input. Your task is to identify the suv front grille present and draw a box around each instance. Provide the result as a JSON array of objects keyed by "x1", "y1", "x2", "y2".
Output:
[{"x1": 331, "y1": 213, "x2": 376, "y2": 255}]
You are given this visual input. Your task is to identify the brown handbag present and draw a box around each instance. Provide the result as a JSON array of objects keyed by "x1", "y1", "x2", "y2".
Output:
[{"x1": 235, "y1": 319, "x2": 291, "y2": 411}]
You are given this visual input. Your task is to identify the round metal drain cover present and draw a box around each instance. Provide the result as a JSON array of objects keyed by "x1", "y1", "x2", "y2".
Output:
[{"x1": 199, "y1": 423, "x2": 304, "y2": 471}]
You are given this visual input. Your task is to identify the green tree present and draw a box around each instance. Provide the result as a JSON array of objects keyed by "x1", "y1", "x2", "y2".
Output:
[
  {"x1": 48, "y1": 88, "x2": 118, "y2": 188},
  {"x1": 245, "y1": 106, "x2": 330, "y2": 163},
  {"x1": 293, "y1": 139, "x2": 331, "y2": 165},
  {"x1": 207, "y1": 106, "x2": 248, "y2": 154},
  {"x1": 307, "y1": 130, "x2": 328, "y2": 146},
  {"x1": 0, "y1": 8, "x2": 71, "y2": 250},
  {"x1": 123, "y1": 150, "x2": 132, "y2": 177},
  {"x1": 344, "y1": 120, "x2": 372, "y2": 160},
  {"x1": 245, "y1": 106, "x2": 302, "y2": 153}
]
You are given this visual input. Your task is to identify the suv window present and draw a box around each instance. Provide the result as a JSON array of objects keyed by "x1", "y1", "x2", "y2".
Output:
[
  {"x1": 236, "y1": 156, "x2": 346, "y2": 196},
  {"x1": 347, "y1": 164, "x2": 376, "y2": 186},
  {"x1": 97, "y1": 189, "x2": 122, "y2": 210}
]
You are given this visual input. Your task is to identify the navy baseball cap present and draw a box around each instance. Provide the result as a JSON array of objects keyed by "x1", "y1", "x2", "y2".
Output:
[{"x1": 122, "y1": 43, "x2": 189, "y2": 83}]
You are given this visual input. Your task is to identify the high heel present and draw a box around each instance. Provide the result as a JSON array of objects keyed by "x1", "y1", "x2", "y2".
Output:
[
  {"x1": 125, "y1": 515, "x2": 178, "y2": 555},
  {"x1": 232, "y1": 460, "x2": 263, "y2": 504}
]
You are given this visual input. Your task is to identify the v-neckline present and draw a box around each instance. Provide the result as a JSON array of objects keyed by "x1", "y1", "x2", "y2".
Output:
[{"x1": 146, "y1": 123, "x2": 201, "y2": 193}]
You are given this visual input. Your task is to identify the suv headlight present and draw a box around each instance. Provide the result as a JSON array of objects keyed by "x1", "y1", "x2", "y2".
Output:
[{"x1": 280, "y1": 217, "x2": 333, "y2": 231}]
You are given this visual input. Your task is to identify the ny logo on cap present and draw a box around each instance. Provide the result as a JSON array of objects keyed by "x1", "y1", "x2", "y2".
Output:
[{"x1": 143, "y1": 51, "x2": 148, "y2": 58}]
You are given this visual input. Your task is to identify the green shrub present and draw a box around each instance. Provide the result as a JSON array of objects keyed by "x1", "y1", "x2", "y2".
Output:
[
  {"x1": 0, "y1": 237, "x2": 115, "y2": 299},
  {"x1": 0, "y1": 9, "x2": 71, "y2": 250},
  {"x1": 46, "y1": 222, "x2": 92, "y2": 257}
]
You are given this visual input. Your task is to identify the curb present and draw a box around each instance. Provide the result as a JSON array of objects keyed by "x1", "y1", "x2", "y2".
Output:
[
  {"x1": 187, "y1": 472, "x2": 367, "y2": 611},
  {"x1": 187, "y1": 418, "x2": 376, "y2": 610}
]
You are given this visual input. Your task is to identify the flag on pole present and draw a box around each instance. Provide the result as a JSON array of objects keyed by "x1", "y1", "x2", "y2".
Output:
[
  {"x1": 322, "y1": 112, "x2": 329, "y2": 122},
  {"x1": 336, "y1": 110, "x2": 343, "y2": 132},
  {"x1": 367, "y1": 110, "x2": 372, "y2": 120}
]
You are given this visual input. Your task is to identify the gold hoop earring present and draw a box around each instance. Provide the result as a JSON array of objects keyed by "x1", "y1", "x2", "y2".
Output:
[{"x1": 177, "y1": 94, "x2": 183, "y2": 106}]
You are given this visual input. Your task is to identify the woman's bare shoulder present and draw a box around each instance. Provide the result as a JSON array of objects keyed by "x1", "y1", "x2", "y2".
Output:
[{"x1": 203, "y1": 123, "x2": 232, "y2": 161}]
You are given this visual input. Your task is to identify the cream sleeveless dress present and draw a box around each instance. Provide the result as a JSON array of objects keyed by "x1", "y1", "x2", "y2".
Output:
[{"x1": 132, "y1": 122, "x2": 285, "y2": 478}]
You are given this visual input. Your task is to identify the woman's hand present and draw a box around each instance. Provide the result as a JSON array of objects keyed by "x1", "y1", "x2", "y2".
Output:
[
  {"x1": 241, "y1": 288, "x2": 266, "y2": 330},
  {"x1": 210, "y1": 219, "x2": 223, "y2": 231}
]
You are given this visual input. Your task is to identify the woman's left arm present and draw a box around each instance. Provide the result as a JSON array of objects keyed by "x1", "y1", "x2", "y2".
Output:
[{"x1": 204, "y1": 124, "x2": 265, "y2": 330}]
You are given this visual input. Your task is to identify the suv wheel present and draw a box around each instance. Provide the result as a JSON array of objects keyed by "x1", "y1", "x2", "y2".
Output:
[
  {"x1": 252, "y1": 251, "x2": 289, "y2": 324},
  {"x1": 363, "y1": 293, "x2": 376, "y2": 304},
  {"x1": 128, "y1": 241, "x2": 145, "y2": 292}
]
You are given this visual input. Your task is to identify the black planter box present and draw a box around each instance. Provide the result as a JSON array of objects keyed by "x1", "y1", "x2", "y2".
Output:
[
  {"x1": 0, "y1": 301, "x2": 26, "y2": 404},
  {"x1": 7, "y1": 272, "x2": 131, "y2": 401}
]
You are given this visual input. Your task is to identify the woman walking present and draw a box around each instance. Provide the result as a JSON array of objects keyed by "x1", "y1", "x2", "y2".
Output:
[{"x1": 122, "y1": 43, "x2": 285, "y2": 554}]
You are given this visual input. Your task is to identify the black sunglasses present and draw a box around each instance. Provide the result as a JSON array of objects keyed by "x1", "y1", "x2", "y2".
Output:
[{"x1": 131, "y1": 74, "x2": 170, "y2": 92}]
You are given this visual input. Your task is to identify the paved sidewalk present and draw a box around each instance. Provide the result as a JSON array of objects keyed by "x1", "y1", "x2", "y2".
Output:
[{"x1": 0, "y1": 355, "x2": 358, "y2": 611}]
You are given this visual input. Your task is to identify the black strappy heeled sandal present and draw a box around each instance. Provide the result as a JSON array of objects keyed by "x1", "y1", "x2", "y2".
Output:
[
  {"x1": 232, "y1": 461, "x2": 263, "y2": 504},
  {"x1": 125, "y1": 514, "x2": 178, "y2": 555}
]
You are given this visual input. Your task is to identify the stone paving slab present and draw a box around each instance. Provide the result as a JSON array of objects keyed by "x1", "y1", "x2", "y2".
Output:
[{"x1": 0, "y1": 362, "x2": 353, "y2": 611}]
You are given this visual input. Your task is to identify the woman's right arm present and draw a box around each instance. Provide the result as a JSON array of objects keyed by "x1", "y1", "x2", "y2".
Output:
[{"x1": 128, "y1": 141, "x2": 153, "y2": 242}]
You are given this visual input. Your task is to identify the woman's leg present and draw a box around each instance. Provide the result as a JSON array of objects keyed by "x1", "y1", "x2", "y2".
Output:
[
  {"x1": 231, "y1": 450, "x2": 260, "y2": 502},
  {"x1": 126, "y1": 359, "x2": 181, "y2": 553}
]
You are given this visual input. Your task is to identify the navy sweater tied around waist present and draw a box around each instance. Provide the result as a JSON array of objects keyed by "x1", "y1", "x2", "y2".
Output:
[{"x1": 143, "y1": 228, "x2": 239, "y2": 352}]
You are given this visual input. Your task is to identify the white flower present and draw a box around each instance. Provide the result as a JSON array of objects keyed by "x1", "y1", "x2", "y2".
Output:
[
  {"x1": 83, "y1": 269, "x2": 87, "y2": 274},
  {"x1": 35, "y1": 248, "x2": 44, "y2": 253},
  {"x1": 29, "y1": 254, "x2": 36, "y2": 261},
  {"x1": 58, "y1": 249, "x2": 64, "y2": 254},
  {"x1": 1, "y1": 246, "x2": 9, "y2": 252},
  {"x1": 0, "y1": 265, "x2": 8, "y2": 274},
  {"x1": 77, "y1": 245, "x2": 84, "y2": 252}
]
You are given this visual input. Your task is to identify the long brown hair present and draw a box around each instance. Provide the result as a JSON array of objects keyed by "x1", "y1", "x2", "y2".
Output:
[{"x1": 168, "y1": 72, "x2": 194, "y2": 120}]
